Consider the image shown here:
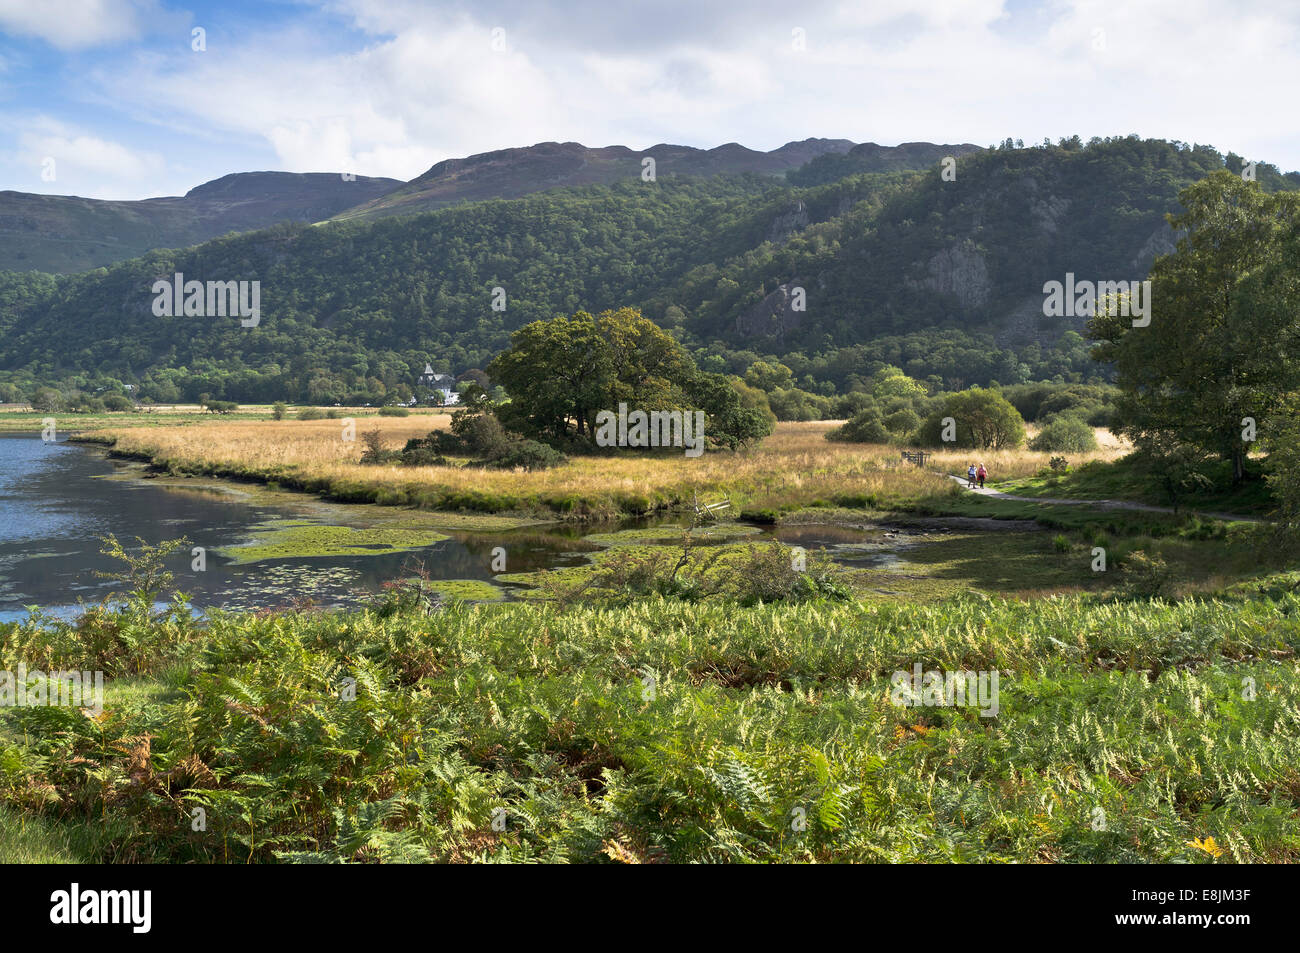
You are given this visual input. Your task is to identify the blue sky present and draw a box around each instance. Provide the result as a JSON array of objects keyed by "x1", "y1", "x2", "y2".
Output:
[{"x1": 2, "y1": 0, "x2": 1297, "y2": 200}]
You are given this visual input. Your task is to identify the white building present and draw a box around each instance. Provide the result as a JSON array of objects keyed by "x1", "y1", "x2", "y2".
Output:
[{"x1": 417, "y1": 363, "x2": 460, "y2": 405}]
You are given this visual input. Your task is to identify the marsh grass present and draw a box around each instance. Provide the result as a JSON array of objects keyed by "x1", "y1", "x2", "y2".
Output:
[
  {"x1": 927, "y1": 427, "x2": 1128, "y2": 482},
  {"x1": 93, "y1": 420, "x2": 963, "y2": 518},
  {"x1": 0, "y1": 406, "x2": 450, "y2": 434}
]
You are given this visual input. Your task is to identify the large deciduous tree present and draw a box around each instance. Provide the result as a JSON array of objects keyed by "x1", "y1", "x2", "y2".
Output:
[
  {"x1": 1090, "y1": 171, "x2": 1300, "y2": 484},
  {"x1": 487, "y1": 307, "x2": 772, "y2": 451},
  {"x1": 489, "y1": 307, "x2": 690, "y2": 442}
]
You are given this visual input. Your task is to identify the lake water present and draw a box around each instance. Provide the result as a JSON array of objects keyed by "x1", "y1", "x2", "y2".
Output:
[{"x1": 0, "y1": 433, "x2": 901, "y2": 621}]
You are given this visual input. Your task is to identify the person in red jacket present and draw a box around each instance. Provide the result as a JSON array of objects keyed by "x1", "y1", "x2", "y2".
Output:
[{"x1": 976, "y1": 463, "x2": 987, "y2": 489}]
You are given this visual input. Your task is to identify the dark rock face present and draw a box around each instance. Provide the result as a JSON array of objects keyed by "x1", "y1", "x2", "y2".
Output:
[
  {"x1": 736, "y1": 280, "x2": 806, "y2": 339},
  {"x1": 767, "y1": 200, "x2": 811, "y2": 243},
  {"x1": 906, "y1": 240, "x2": 992, "y2": 313}
]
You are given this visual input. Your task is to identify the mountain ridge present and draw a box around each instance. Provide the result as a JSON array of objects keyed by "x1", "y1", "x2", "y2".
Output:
[
  {"x1": 1, "y1": 139, "x2": 985, "y2": 273},
  {"x1": 329, "y1": 137, "x2": 864, "y2": 222},
  {"x1": 0, "y1": 171, "x2": 403, "y2": 275}
]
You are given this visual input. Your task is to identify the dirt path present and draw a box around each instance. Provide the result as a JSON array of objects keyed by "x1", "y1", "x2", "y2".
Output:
[{"x1": 944, "y1": 474, "x2": 1263, "y2": 523}]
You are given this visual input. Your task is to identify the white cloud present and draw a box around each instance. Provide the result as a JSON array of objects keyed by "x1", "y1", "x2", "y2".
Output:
[
  {"x1": 10, "y1": 0, "x2": 1300, "y2": 197},
  {"x1": 0, "y1": 0, "x2": 160, "y2": 50},
  {"x1": 96, "y1": 15, "x2": 565, "y2": 181},
  {"x1": 6, "y1": 117, "x2": 167, "y2": 198}
]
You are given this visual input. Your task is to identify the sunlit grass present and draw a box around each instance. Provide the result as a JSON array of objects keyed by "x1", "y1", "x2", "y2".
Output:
[
  {"x1": 0, "y1": 405, "x2": 451, "y2": 433},
  {"x1": 927, "y1": 427, "x2": 1129, "y2": 482},
  {"x1": 0, "y1": 806, "x2": 86, "y2": 863},
  {"x1": 93, "y1": 419, "x2": 963, "y2": 517}
]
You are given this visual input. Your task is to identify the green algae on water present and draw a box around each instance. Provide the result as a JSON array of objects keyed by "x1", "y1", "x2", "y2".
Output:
[
  {"x1": 582, "y1": 522, "x2": 762, "y2": 545},
  {"x1": 217, "y1": 521, "x2": 450, "y2": 565},
  {"x1": 425, "y1": 578, "x2": 506, "y2": 602}
]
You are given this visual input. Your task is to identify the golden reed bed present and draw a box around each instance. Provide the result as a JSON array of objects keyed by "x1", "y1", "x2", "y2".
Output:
[{"x1": 94, "y1": 417, "x2": 1126, "y2": 516}]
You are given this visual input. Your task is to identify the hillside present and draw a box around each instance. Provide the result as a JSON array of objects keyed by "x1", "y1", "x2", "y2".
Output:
[
  {"x1": 0, "y1": 139, "x2": 975, "y2": 273},
  {"x1": 0, "y1": 172, "x2": 402, "y2": 274},
  {"x1": 787, "y1": 140, "x2": 983, "y2": 186},
  {"x1": 0, "y1": 137, "x2": 1295, "y2": 405},
  {"x1": 329, "y1": 138, "x2": 860, "y2": 222},
  {"x1": 676, "y1": 140, "x2": 1276, "y2": 352}
]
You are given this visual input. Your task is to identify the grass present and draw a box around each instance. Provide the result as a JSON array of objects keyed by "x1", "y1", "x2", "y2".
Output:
[
  {"x1": 886, "y1": 524, "x2": 1294, "y2": 601},
  {"x1": 424, "y1": 579, "x2": 507, "y2": 601},
  {"x1": 0, "y1": 805, "x2": 88, "y2": 862},
  {"x1": 927, "y1": 427, "x2": 1128, "y2": 482},
  {"x1": 1, "y1": 464, "x2": 1297, "y2": 863},
  {"x1": 994, "y1": 455, "x2": 1276, "y2": 516},
  {"x1": 856, "y1": 530, "x2": 1110, "y2": 601},
  {"x1": 0, "y1": 674, "x2": 181, "y2": 862},
  {"x1": 0, "y1": 406, "x2": 451, "y2": 434},
  {"x1": 38, "y1": 412, "x2": 1267, "y2": 534},
  {"x1": 71, "y1": 417, "x2": 1162, "y2": 527},
  {"x1": 493, "y1": 529, "x2": 1098, "y2": 604},
  {"x1": 2, "y1": 590, "x2": 1299, "y2": 863},
  {"x1": 5, "y1": 411, "x2": 1299, "y2": 864},
  {"x1": 904, "y1": 488, "x2": 1260, "y2": 538},
  {"x1": 86, "y1": 419, "x2": 965, "y2": 519}
]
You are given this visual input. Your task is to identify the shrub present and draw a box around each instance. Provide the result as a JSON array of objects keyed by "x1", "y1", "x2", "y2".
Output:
[
  {"x1": 825, "y1": 409, "x2": 891, "y2": 443},
  {"x1": 555, "y1": 539, "x2": 850, "y2": 607},
  {"x1": 378, "y1": 406, "x2": 409, "y2": 417},
  {"x1": 1121, "y1": 550, "x2": 1172, "y2": 599},
  {"x1": 686, "y1": 373, "x2": 776, "y2": 450},
  {"x1": 359, "y1": 428, "x2": 400, "y2": 465},
  {"x1": 452, "y1": 411, "x2": 512, "y2": 456},
  {"x1": 917, "y1": 388, "x2": 1026, "y2": 449},
  {"x1": 297, "y1": 407, "x2": 326, "y2": 420},
  {"x1": 399, "y1": 443, "x2": 452, "y2": 467},
  {"x1": 1030, "y1": 415, "x2": 1098, "y2": 453},
  {"x1": 489, "y1": 439, "x2": 568, "y2": 471},
  {"x1": 719, "y1": 543, "x2": 851, "y2": 606},
  {"x1": 29, "y1": 386, "x2": 63, "y2": 412},
  {"x1": 63, "y1": 391, "x2": 105, "y2": 413},
  {"x1": 404, "y1": 410, "x2": 513, "y2": 461},
  {"x1": 3, "y1": 534, "x2": 203, "y2": 677},
  {"x1": 766, "y1": 386, "x2": 829, "y2": 421},
  {"x1": 830, "y1": 392, "x2": 877, "y2": 419},
  {"x1": 883, "y1": 407, "x2": 922, "y2": 437},
  {"x1": 271, "y1": 402, "x2": 287, "y2": 420}
]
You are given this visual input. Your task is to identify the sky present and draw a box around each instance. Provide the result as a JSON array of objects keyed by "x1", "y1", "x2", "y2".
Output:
[{"x1": 1, "y1": 0, "x2": 1297, "y2": 200}]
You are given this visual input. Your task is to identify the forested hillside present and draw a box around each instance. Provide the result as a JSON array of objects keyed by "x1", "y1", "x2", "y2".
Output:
[
  {"x1": 0, "y1": 172, "x2": 403, "y2": 274},
  {"x1": 0, "y1": 136, "x2": 1295, "y2": 405},
  {"x1": 332, "y1": 138, "x2": 862, "y2": 222}
]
